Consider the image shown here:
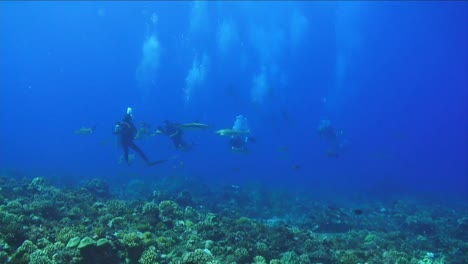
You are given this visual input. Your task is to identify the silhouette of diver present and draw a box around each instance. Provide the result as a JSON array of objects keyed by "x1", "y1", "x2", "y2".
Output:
[
  {"x1": 317, "y1": 119, "x2": 347, "y2": 157},
  {"x1": 157, "y1": 120, "x2": 192, "y2": 150},
  {"x1": 114, "y1": 108, "x2": 166, "y2": 166},
  {"x1": 229, "y1": 115, "x2": 255, "y2": 152},
  {"x1": 229, "y1": 135, "x2": 255, "y2": 152}
]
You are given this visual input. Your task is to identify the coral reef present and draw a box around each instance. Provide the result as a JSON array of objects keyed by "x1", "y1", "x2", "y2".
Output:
[{"x1": 0, "y1": 175, "x2": 466, "y2": 264}]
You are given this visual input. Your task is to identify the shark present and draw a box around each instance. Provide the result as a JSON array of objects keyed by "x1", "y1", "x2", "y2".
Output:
[
  {"x1": 75, "y1": 125, "x2": 96, "y2": 135},
  {"x1": 179, "y1": 122, "x2": 210, "y2": 130},
  {"x1": 215, "y1": 128, "x2": 251, "y2": 136}
]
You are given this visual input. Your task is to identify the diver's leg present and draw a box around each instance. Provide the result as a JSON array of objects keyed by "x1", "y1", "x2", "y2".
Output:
[
  {"x1": 171, "y1": 139, "x2": 180, "y2": 148},
  {"x1": 123, "y1": 145, "x2": 130, "y2": 165},
  {"x1": 128, "y1": 142, "x2": 150, "y2": 164},
  {"x1": 129, "y1": 141, "x2": 168, "y2": 166}
]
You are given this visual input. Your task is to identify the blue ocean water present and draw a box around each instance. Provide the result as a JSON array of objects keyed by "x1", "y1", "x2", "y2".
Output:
[{"x1": 0, "y1": 1, "x2": 466, "y2": 205}]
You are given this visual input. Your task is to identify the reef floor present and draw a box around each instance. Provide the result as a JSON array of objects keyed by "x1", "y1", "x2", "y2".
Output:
[{"x1": 0, "y1": 175, "x2": 467, "y2": 264}]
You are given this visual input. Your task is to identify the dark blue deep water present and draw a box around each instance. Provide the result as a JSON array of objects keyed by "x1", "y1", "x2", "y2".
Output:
[{"x1": 1, "y1": 1, "x2": 467, "y2": 204}]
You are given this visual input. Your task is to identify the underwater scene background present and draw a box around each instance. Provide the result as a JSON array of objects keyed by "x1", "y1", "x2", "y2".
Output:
[{"x1": 0, "y1": 1, "x2": 466, "y2": 264}]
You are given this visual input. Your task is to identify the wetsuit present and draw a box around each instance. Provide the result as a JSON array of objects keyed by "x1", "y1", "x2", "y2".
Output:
[
  {"x1": 115, "y1": 114, "x2": 151, "y2": 165},
  {"x1": 159, "y1": 121, "x2": 189, "y2": 150},
  {"x1": 230, "y1": 135, "x2": 247, "y2": 152}
]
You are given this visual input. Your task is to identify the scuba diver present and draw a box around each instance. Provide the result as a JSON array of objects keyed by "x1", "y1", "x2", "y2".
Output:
[
  {"x1": 156, "y1": 120, "x2": 192, "y2": 151},
  {"x1": 229, "y1": 135, "x2": 256, "y2": 152},
  {"x1": 228, "y1": 115, "x2": 255, "y2": 153},
  {"x1": 317, "y1": 119, "x2": 347, "y2": 157},
  {"x1": 114, "y1": 108, "x2": 166, "y2": 166}
]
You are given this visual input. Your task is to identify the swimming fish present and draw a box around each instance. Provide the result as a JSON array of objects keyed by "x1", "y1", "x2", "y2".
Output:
[
  {"x1": 353, "y1": 209, "x2": 364, "y2": 215},
  {"x1": 292, "y1": 164, "x2": 301, "y2": 170},
  {"x1": 215, "y1": 128, "x2": 250, "y2": 136},
  {"x1": 75, "y1": 125, "x2": 96, "y2": 135},
  {"x1": 327, "y1": 150, "x2": 340, "y2": 158},
  {"x1": 179, "y1": 122, "x2": 210, "y2": 130},
  {"x1": 278, "y1": 146, "x2": 289, "y2": 152},
  {"x1": 135, "y1": 122, "x2": 152, "y2": 139},
  {"x1": 152, "y1": 129, "x2": 163, "y2": 136}
]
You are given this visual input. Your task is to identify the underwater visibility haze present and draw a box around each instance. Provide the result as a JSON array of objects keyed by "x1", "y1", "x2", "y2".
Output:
[{"x1": 0, "y1": 1, "x2": 467, "y2": 264}]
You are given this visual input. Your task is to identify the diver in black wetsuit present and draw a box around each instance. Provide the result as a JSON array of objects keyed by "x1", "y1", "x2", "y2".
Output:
[
  {"x1": 228, "y1": 115, "x2": 255, "y2": 153},
  {"x1": 114, "y1": 108, "x2": 166, "y2": 166},
  {"x1": 157, "y1": 120, "x2": 191, "y2": 150},
  {"x1": 229, "y1": 135, "x2": 246, "y2": 152},
  {"x1": 229, "y1": 135, "x2": 255, "y2": 152},
  {"x1": 317, "y1": 119, "x2": 347, "y2": 157}
]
